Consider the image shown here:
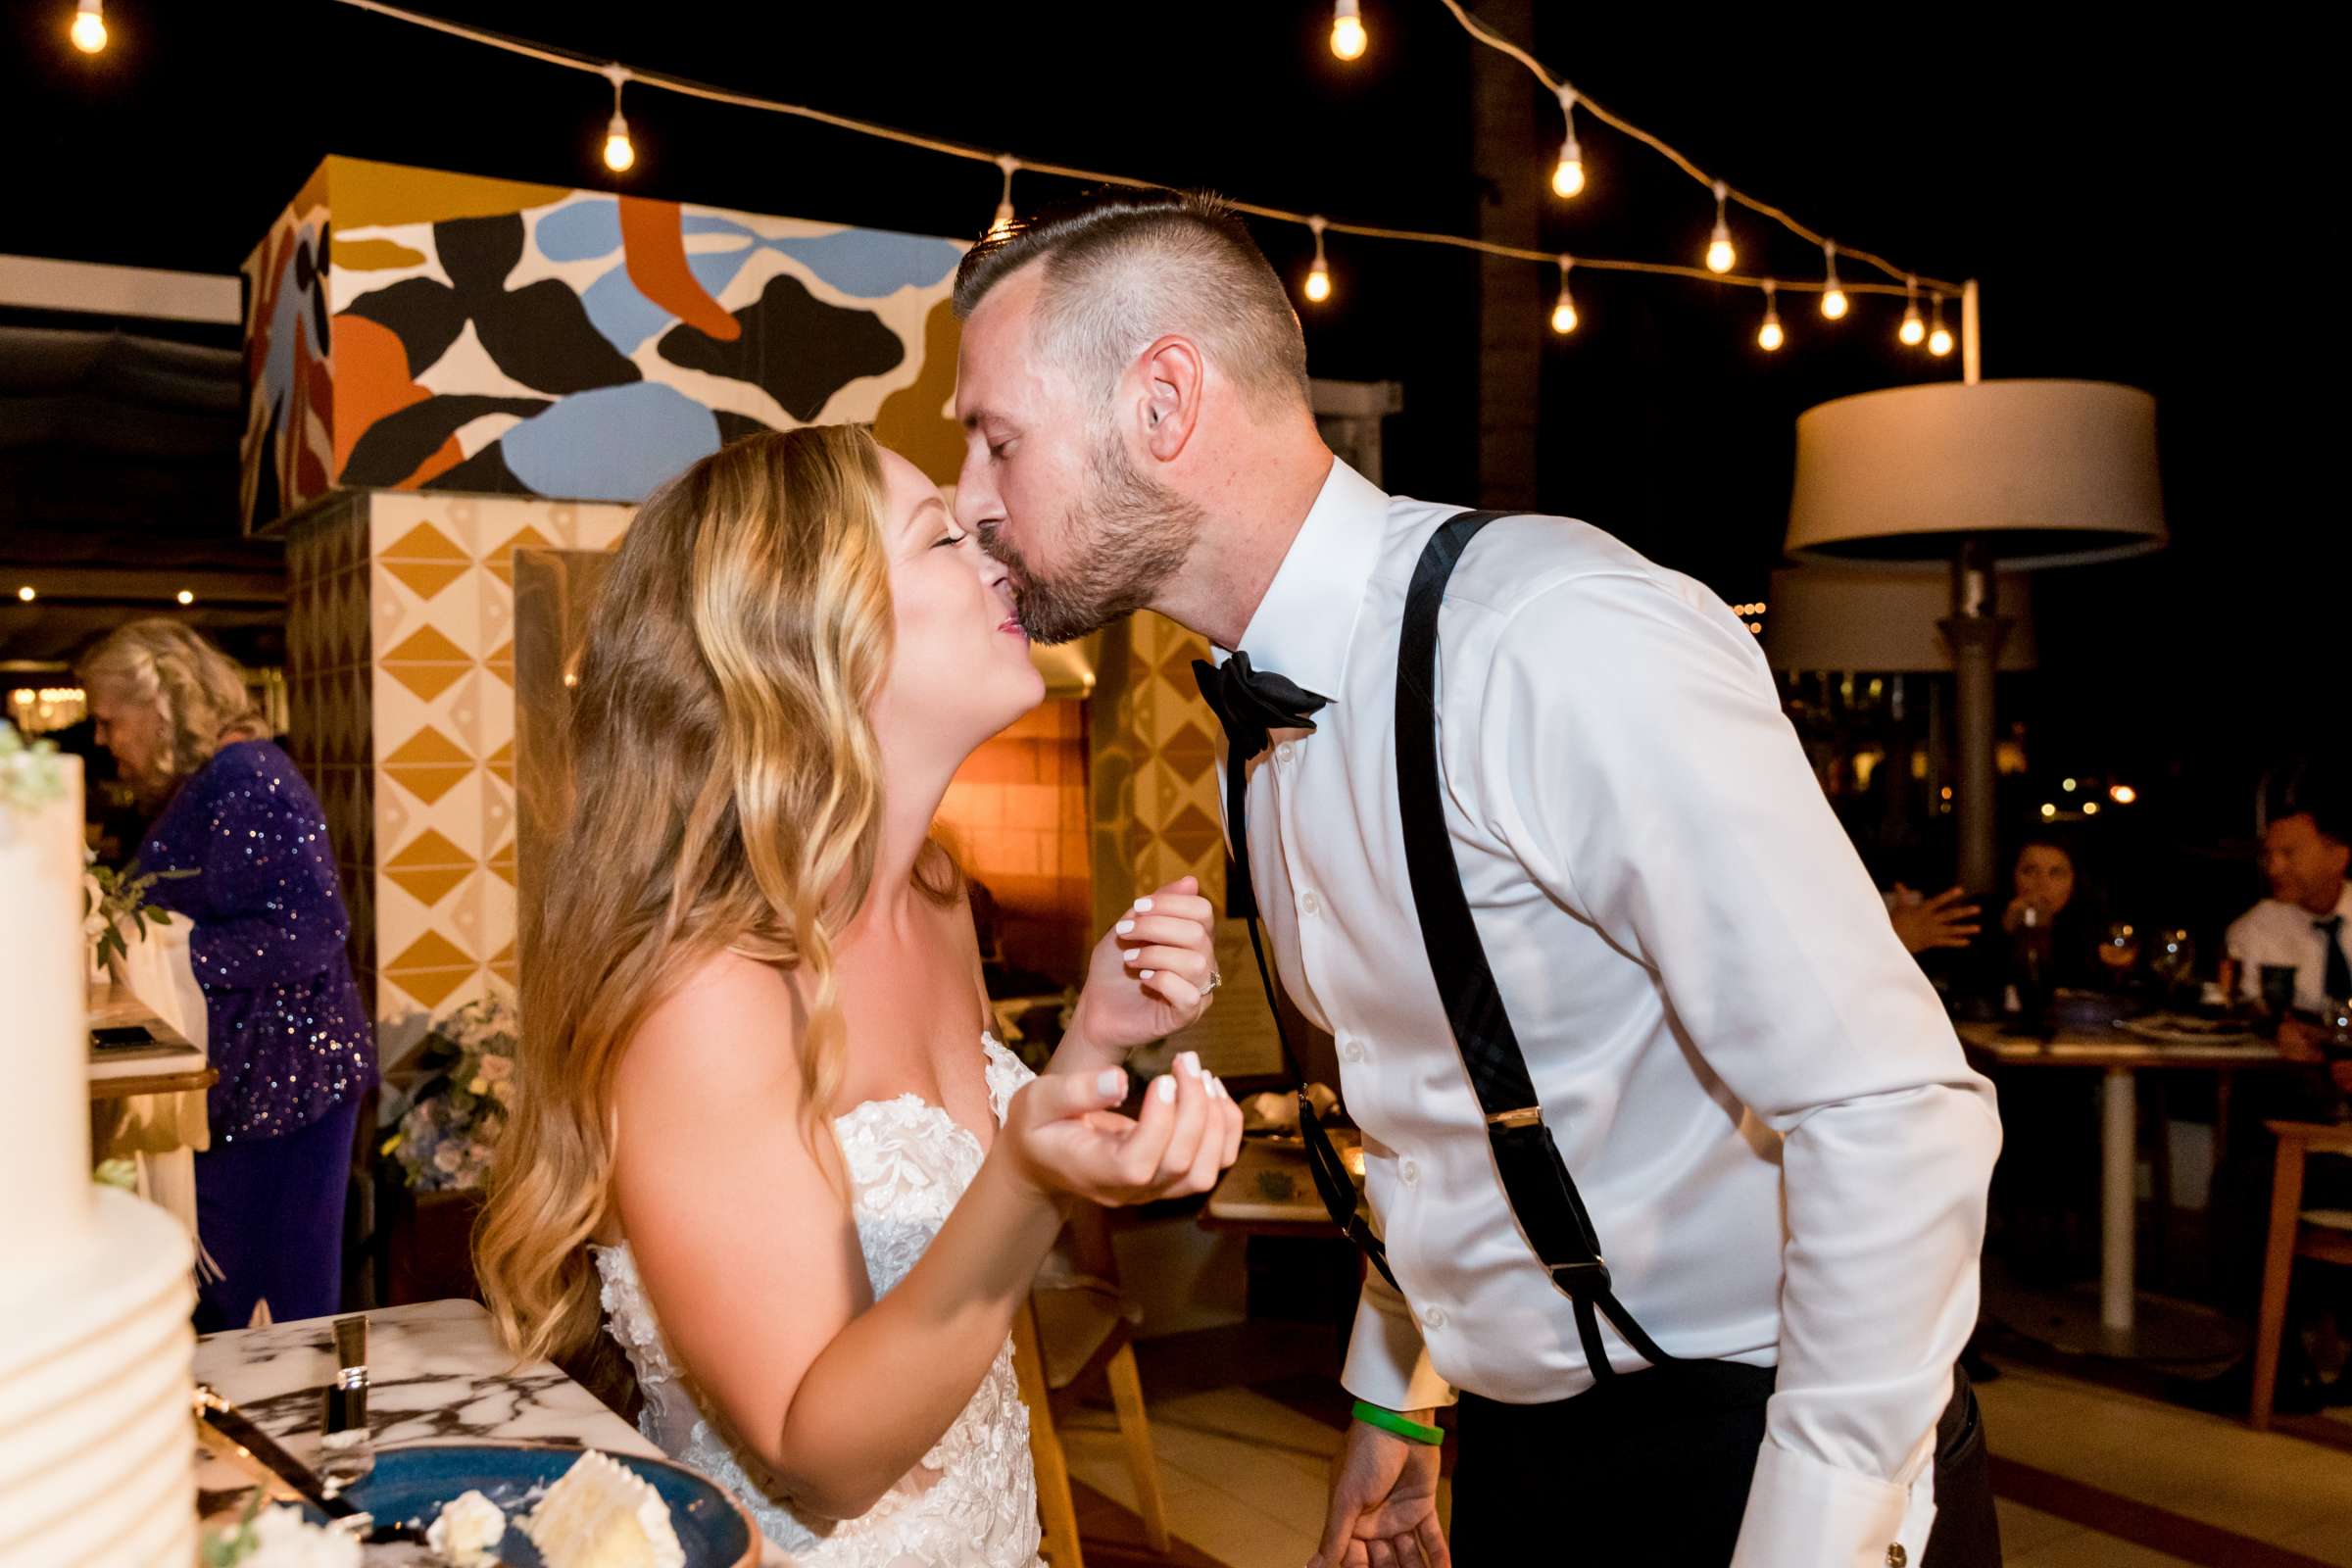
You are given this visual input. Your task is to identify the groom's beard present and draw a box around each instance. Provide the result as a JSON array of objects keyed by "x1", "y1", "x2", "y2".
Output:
[{"x1": 997, "y1": 434, "x2": 1203, "y2": 645}]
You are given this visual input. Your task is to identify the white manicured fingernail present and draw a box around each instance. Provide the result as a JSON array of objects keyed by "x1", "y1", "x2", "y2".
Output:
[
  {"x1": 1098, "y1": 1068, "x2": 1126, "y2": 1098},
  {"x1": 1133, "y1": 899, "x2": 1153, "y2": 912},
  {"x1": 1212, "y1": 1075, "x2": 1229, "y2": 1100},
  {"x1": 1153, "y1": 1075, "x2": 1176, "y2": 1103},
  {"x1": 1178, "y1": 1050, "x2": 1200, "y2": 1075},
  {"x1": 1140, "y1": 969, "x2": 1155, "y2": 980},
  {"x1": 1122, "y1": 950, "x2": 1140, "y2": 963},
  {"x1": 1115, "y1": 919, "x2": 1135, "y2": 935}
]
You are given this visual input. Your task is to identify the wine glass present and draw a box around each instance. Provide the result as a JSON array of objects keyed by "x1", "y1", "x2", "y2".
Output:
[
  {"x1": 2099, "y1": 922, "x2": 2142, "y2": 992},
  {"x1": 2148, "y1": 928, "x2": 2195, "y2": 1005}
]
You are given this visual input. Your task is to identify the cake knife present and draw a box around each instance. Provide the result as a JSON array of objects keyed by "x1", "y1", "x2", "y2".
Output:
[{"x1": 195, "y1": 1384, "x2": 376, "y2": 1532}]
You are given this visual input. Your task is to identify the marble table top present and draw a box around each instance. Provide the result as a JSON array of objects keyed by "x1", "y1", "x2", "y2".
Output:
[{"x1": 194, "y1": 1298, "x2": 798, "y2": 1563}]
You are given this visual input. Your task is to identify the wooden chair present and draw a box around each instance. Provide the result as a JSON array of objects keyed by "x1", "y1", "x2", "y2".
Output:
[
  {"x1": 2249, "y1": 1119, "x2": 2352, "y2": 1430},
  {"x1": 1011, "y1": 1206, "x2": 1172, "y2": 1567}
]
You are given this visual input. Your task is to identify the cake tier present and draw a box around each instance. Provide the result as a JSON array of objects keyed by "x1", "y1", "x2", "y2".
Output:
[
  {"x1": 0, "y1": 756, "x2": 92, "y2": 1265},
  {"x1": 0, "y1": 1187, "x2": 195, "y2": 1562}
]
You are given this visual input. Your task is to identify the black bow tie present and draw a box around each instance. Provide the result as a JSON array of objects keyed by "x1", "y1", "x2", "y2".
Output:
[{"x1": 1191, "y1": 653, "x2": 1330, "y2": 918}]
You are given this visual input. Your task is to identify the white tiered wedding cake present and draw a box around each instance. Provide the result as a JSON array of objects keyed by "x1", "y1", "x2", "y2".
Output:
[{"x1": 0, "y1": 752, "x2": 197, "y2": 1562}]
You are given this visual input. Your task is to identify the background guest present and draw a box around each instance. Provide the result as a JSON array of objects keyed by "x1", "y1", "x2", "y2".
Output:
[
  {"x1": 1998, "y1": 834, "x2": 2105, "y2": 991},
  {"x1": 2227, "y1": 804, "x2": 2352, "y2": 1041},
  {"x1": 79, "y1": 618, "x2": 374, "y2": 1331},
  {"x1": 1887, "y1": 882, "x2": 1982, "y2": 956}
]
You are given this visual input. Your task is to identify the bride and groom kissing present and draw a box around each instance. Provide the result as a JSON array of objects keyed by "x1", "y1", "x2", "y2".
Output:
[{"x1": 474, "y1": 188, "x2": 2006, "y2": 1568}]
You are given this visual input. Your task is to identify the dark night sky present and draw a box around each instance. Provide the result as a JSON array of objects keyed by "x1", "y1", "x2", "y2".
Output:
[{"x1": 3, "y1": 3, "x2": 2338, "y2": 865}]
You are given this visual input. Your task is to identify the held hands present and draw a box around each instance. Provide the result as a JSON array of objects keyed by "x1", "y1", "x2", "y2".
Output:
[
  {"x1": 1066, "y1": 877, "x2": 1221, "y2": 1058},
  {"x1": 1001, "y1": 1050, "x2": 1245, "y2": 1207},
  {"x1": 1310, "y1": 1415, "x2": 1450, "y2": 1568}
]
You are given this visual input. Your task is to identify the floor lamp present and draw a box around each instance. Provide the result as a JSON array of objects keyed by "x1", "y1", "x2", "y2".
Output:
[{"x1": 1785, "y1": 375, "x2": 2166, "y2": 903}]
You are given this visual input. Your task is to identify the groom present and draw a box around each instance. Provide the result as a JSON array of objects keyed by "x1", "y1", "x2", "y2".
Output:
[{"x1": 950, "y1": 189, "x2": 2002, "y2": 1567}]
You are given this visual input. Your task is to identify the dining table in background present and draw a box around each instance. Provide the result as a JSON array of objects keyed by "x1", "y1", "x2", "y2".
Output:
[{"x1": 1959, "y1": 1019, "x2": 2290, "y2": 1359}]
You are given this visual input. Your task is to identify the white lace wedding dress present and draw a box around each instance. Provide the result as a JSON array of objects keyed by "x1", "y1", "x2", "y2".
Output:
[{"x1": 592, "y1": 1035, "x2": 1044, "y2": 1567}]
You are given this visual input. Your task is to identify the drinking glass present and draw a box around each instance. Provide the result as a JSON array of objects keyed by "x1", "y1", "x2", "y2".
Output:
[
  {"x1": 2148, "y1": 928, "x2": 2195, "y2": 1004},
  {"x1": 2099, "y1": 922, "x2": 2141, "y2": 991}
]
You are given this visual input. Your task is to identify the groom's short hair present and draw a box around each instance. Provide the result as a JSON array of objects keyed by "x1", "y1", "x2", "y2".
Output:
[{"x1": 952, "y1": 188, "x2": 1310, "y2": 410}]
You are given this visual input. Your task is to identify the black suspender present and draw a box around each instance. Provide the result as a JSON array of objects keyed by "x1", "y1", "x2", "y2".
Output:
[{"x1": 1235, "y1": 509, "x2": 1674, "y2": 1383}]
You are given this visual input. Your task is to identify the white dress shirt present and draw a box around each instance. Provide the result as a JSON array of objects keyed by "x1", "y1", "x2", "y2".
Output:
[
  {"x1": 2227, "y1": 883, "x2": 2352, "y2": 1012},
  {"x1": 1227, "y1": 460, "x2": 2002, "y2": 1566}
]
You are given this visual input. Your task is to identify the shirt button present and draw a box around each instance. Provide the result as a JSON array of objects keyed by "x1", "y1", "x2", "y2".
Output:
[
  {"x1": 1400, "y1": 1158, "x2": 1420, "y2": 1186},
  {"x1": 1340, "y1": 1037, "x2": 1365, "y2": 1063},
  {"x1": 1274, "y1": 741, "x2": 1298, "y2": 765},
  {"x1": 1421, "y1": 1305, "x2": 1446, "y2": 1330},
  {"x1": 1299, "y1": 891, "x2": 1322, "y2": 916}
]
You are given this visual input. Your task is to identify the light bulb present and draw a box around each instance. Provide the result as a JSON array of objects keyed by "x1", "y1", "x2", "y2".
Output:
[
  {"x1": 1757, "y1": 281, "x2": 1784, "y2": 351},
  {"x1": 1927, "y1": 293, "x2": 1952, "y2": 356},
  {"x1": 70, "y1": 0, "x2": 105, "y2": 53},
  {"x1": 603, "y1": 113, "x2": 636, "y2": 172},
  {"x1": 15, "y1": 586, "x2": 33, "y2": 603},
  {"x1": 1703, "y1": 180, "x2": 1734, "y2": 273},
  {"x1": 1551, "y1": 87, "x2": 1584, "y2": 198},
  {"x1": 1304, "y1": 263, "x2": 1332, "y2": 303},
  {"x1": 175, "y1": 589, "x2": 194, "y2": 606},
  {"x1": 1818, "y1": 241, "x2": 1845, "y2": 319},
  {"x1": 1820, "y1": 287, "x2": 1847, "y2": 319},
  {"x1": 1549, "y1": 259, "x2": 1577, "y2": 334},
  {"x1": 1899, "y1": 306, "x2": 1926, "y2": 345},
  {"x1": 1331, "y1": 0, "x2": 1367, "y2": 61}
]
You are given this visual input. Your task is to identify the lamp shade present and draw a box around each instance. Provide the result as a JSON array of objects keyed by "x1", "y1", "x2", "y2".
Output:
[
  {"x1": 1762, "y1": 565, "x2": 2035, "y2": 673},
  {"x1": 1787, "y1": 379, "x2": 2165, "y2": 569}
]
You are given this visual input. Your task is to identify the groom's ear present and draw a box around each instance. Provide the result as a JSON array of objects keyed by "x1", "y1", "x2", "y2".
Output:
[{"x1": 1135, "y1": 335, "x2": 1203, "y2": 464}]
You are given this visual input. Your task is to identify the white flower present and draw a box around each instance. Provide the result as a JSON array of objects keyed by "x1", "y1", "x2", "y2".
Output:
[{"x1": 432, "y1": 1142, "x2": 466, "y2": 1174}]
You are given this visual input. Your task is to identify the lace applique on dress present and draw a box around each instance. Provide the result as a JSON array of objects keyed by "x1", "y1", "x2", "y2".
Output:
[{"x1": 592, "y1": 1035, "x2": 1042, "y2": 1567}]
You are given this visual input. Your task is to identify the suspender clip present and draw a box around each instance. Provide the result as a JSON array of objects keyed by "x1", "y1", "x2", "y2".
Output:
[{"x1": 1484, "y1": 1104, "x2": 1544, "y2": 1129}]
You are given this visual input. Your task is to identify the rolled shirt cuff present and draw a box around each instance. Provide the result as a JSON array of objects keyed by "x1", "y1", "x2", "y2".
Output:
[{"x1": 1340, "y1": 1283, "x2": 1457, "y2": 1412}]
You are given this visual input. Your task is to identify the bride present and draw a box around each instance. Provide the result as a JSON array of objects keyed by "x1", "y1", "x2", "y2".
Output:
[{"x1": 476, "y1": 425, "x2": 1243, "y2": 1565}]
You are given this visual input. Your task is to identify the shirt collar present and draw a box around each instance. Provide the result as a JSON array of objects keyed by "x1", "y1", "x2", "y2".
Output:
[{"x1": 1227, "y1": 457, "x2": 1390, "y2": 704}]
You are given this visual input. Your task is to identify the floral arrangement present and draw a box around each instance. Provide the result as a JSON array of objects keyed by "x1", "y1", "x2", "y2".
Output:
[
  {"x1": 83, "y1": 852, "x2": 191, "y2": 970},
  {"x1": 201, "y1": 1494, "x2": 360, "y2": 1568},
  {"x1": 0, "y1": 719, "x2": 69, "y2": 820},
  {"x1": 384, "y1": 996, "x2": 518, "y2": 1193}
]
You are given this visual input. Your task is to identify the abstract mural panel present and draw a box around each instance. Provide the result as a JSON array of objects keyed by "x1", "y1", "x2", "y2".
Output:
[{"x1": 243, "y1": 156, "x2": 969, "y2": 530}]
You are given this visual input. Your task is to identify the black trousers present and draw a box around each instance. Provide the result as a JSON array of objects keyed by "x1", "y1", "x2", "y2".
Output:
[{"x1": 1450, "y1": 1362, "x2": 1999, "y2": 1566}]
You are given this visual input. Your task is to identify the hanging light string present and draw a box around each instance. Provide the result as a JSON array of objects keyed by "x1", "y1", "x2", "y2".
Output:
[
  {"x1": 1433, "y1": 0, "x2": 1956, "y2": 293},
  {"x1": 327, "y1": 0, "x2": 1954, "y2": 312}
]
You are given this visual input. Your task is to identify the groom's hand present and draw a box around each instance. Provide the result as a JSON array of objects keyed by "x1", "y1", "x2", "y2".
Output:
[{"x1": 1310, "y1": 1414, "x2": 1449, "y2": 1568}]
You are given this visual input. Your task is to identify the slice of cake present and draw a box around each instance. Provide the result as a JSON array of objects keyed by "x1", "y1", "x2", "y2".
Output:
[{"x1": 520, "y1": 1450, "x2": 685, "y2": 1568}]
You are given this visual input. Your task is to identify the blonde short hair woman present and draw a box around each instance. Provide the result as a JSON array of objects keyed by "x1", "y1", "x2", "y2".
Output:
[
  {"x1": 474, "y1": 426, "x2": 1240, "y2": 1563},
  {"x1": 79, "y1": 618, "x2": 372, "y2": 1331}
]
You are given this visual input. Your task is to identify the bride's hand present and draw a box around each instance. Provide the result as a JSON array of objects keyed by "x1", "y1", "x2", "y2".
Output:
[
  {"x1": 1066, "y1": 878, "x2": 1220, "y2": 1056},
  {"x1": 1001, "y1": 1053, "x2": 1243, "y2": 1206}
]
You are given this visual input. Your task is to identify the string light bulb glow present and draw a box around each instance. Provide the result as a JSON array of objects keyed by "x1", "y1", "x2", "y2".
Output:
[
  {"x1": 987, "y1": 154, "x2": 1019, "y2": 240},
  {"x1": 15, "y1": 586, "x2": 33, "y2": 603},
  {"x1": 1927, "y1": 293, "x2": 1953, "y2": 357},
  {"x1": 1550, "y1": 86, "x2": 1586, "y2": 198},
  {"x1": 1330, "y1": 0, "x2": 1367, "y2": 61},
  {"x1": 601, "y1": 66, "x2": 636, "y2": 172},
  {"x1": 1819, "y1": 242, "x2": 1847, "y2": 319},
  {"x1": 1303, "y1": 217, "x2": 1332, "y2": 304},
  {"x1": 70, "y1": 0, "x2": 106, "y2": 53},
  {"x1": 1757, "y1": 280, "x2": 1785, "y2": 351},
  {"x1": 1704, "y1": 180, "x2": 1734, "y2": 274},
  {"x1": 175, "y1": 589, "x2": 194, "y2": 606},
  {"x1": 1550, "y1": 257, "x2": 1578, "y2": 334},
  {"x1": 1898, "y1": 276, "x2": 1926, "y2": 345}
]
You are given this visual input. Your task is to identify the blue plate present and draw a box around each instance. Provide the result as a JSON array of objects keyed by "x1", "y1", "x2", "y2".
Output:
[{"x1": 297, "y1": 1443, "x2": 758, "y2": 1566}]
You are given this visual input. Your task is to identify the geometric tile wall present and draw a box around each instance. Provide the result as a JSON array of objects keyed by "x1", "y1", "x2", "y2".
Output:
[
  {"x1": 1085, "y1": 611, "x2": 1227, "y2": 933},
  {"x1": 287, "y1": 488, "x2": 630, "y2": 1060}
]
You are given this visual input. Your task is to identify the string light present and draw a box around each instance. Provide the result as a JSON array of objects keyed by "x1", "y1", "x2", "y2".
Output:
[
  {"x1": 1819, "y1": 242, "x2": 1848, "y2": 319},
  {"x1": 1927, "y1": 293, "x2": 1953, "y2": 357},
  {"x1": 1330, "y1": 0, "x2": 1368, "y2": 61},
  {"x1": 15, "y1": 586, "x2": 33, "y2": 603},
  {"x1": 1303, "y1": 216, "x2": 1332, "y2": 304},
  {"x1": 1898, "y1": 276, "x2": 1926, "y2": 345},
  {"x1": 601, "y1": 65, "x2": 636, "y2": 173},
  {"x1": 2109, "y1": 783, "x2": 2137, "y2": 805},
  {"x1": 1704, "y1": 180, "x2": 1735, "y2": 274},
  {"x1": 988, "y1": 154, "x2": 1019, "y2": 240},
  {"x1": 1757, "y1": 280, "x2": 1785, "y2": 351},
  {"x1": 70, "y1": 0, "x2": 106, "y2": 53},
  {"x1": 1550, "y1": 256, "x2": 1578, "y2": 334},
  {"x1": 1550, "y1": 86, "x2": 1586, "y2": 199},
  {"x1": 175, "y1": 589, "x2": 195, "y2": 606}
]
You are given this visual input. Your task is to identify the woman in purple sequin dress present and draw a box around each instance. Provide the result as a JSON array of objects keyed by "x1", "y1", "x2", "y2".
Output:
[{"x1": 82, "y1": 620, "x2": 374, "y2": 1331}]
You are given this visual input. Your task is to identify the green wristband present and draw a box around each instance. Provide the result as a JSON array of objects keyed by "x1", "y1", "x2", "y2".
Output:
[{"x1": 1351, "y1": 1399, "x2": 1444, "y2": 1446}]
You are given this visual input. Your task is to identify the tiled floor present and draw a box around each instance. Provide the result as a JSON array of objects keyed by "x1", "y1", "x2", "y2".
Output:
[{"x1": 1055, "y1": 1348, "x2": 2352, "y2": 1567}]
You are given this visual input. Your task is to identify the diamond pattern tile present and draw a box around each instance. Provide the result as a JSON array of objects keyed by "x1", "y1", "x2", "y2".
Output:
[{"x1": 383, "y1": 828, "x2": 473, "y2": 906}]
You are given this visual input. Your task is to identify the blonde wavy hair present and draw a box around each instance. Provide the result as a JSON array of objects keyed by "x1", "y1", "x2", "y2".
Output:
[
  {"x1": 76, "y1": 617, "x2": 270, "y2": 788},
  {"x1": 476, "y1": 425, "x2": 957, "y2": 1369}
]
